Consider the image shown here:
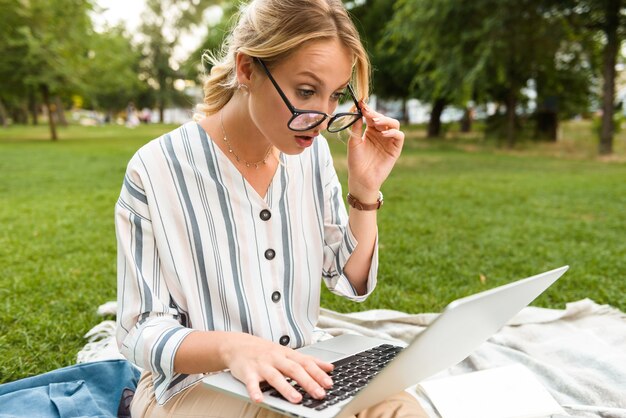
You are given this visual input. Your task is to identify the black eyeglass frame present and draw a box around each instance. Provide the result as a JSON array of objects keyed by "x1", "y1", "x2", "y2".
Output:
[{"x1": 254, "y1": 57, "x2": 363, "y2": 133}]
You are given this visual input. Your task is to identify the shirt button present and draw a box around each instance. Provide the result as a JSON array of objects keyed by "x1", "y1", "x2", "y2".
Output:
[
  {"x1": 279, "y1": 335, "x2": 290, "y2": 346},
  {"x1": 271, "y1": 291, "x2": 281, "y2": 303},
  {"x1": 264, "y1": 249, "x2": 275, "y2": 260},
  {"x1": 259, "y1": 209, "x2": 271, "y2": 221}
]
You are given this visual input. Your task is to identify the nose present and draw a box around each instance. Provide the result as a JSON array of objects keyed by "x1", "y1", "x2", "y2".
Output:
[
  {"x1": 322, "y1": 105, "x2": 338, "y2": 131},
  {"x1": 320, "y1": 117, "x2": 331, "y2": 132},
  {"x1": 310, "y1": 98, "x2": 334, "y2": 118}
]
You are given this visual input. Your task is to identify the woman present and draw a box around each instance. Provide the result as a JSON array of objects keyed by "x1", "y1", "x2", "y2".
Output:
[{"x1": 116, "y1": 0, "x2": 426, "y2": 416}]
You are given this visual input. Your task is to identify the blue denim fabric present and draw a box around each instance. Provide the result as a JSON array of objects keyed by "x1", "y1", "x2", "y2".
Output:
[{"x1": 0, "y1": 360, "x2": 141, "y2": 418}]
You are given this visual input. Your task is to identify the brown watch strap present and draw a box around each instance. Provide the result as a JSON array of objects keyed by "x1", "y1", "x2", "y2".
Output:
[{"x1": 346, "y1": 191, "x2": 384, "y2": 210}]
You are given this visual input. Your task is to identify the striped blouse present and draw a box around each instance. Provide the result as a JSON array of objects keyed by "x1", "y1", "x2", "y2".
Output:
[{"x1": 115, "y1": 121, "x2": 378, "y2": 404}]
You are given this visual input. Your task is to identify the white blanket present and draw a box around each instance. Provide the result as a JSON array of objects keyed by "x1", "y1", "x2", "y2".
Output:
[{"x1": 79, "y1": 299, "x2": 626, "y2": 417}]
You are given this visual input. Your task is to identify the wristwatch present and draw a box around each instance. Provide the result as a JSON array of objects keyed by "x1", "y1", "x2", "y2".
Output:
[{"x1": 346, "y1": 191, "x2": 384, "y2": 210}]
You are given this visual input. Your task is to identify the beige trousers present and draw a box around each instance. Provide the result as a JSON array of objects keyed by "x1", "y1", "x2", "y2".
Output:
[{"x1": 131, "y1": 372, "x2": 428, "y2": 418}]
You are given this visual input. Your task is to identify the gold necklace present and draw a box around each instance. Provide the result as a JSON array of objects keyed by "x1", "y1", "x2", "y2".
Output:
[{"x1": 220, "y1": 110, "x2": 272, "y2": 169}]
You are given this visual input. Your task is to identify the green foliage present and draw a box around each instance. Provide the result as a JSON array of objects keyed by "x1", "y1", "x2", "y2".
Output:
[
  {"x1": 181, "y1": 3, "x2": 239, "y2": 82},
  {"x1": 138, "y1": 0, "x2": 219, "y2": 117},
  {"x1": 0, "y1": 123, "x2": 624, "y2": 381},
  {"x1": 0, "y1": 0, "x2": 95, "y2": 133},
  {"x1": 0, "y1": 0, "x2": 622, "y2": 151},
  {"x1": 349, "y1": 0, "x2": 416, "y2": 99},
  {"x1": 7, "y1": 0, "x2": 93, "y2": 96},
  {"x1": 0, "y1": 0, "x2": 28, "y2": 97},
  {"x1": 81, "y1": 27, "x2": 145, "y2": 112},
  {"x1": 385, "y1": 0, "x2": 596, "y2": 112}
]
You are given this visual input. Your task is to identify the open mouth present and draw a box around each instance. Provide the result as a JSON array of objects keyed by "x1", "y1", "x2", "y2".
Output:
[{"x1": 294, "y1": 134, "x2": 316, "y2": 148}]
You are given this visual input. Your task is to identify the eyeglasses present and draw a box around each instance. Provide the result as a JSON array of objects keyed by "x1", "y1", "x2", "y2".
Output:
[{"x1": 255, "y1": 58, "x2": 362, "y2": 133}]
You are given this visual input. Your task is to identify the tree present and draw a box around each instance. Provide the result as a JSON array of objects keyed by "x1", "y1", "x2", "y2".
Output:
[
  {"x1": 0, "y1": 0, "x2": 31, "y2": 127},
  {"x1": 385, "y1": 0, "x2": 598, "y2": 145},
  {"x1": 525, "y1": 0, "x2": 625, "y2": 153},
  {"x1": 563, "y1": 0, "x2": 624, "y2": 155},
  {"x1": 139, "y1": 0, "x2": 218, "y2": 122},
  {"x1": 181, "y1": 3, "x2": 237, "y2": 83},
  {"x1": 348, "y1": 0, "x2": 416, "y2": 124},
  {"x1": 0, "y1": 0, "x2": 94, "y2": 139},
  {"x1": 596, "y1": 0, "x2": 623, "y2": 155},
  {"x1": 384, "y1": 0, "x2": 487, "y2": 138},
  {"x1": 532, "y1": 11, "x2": 599, "y2": 141},
  {"x1": 82, "y1": 26, "x2": 145, "y2": 116}
]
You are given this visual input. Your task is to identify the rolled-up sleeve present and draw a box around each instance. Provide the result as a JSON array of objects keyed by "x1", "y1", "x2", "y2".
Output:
[
  {"x1": 115, "y1": 155, "x2": 194, "y2": 403},
  {"x1": 319, "y1": 142, "x2": 378, "y2": 302}
]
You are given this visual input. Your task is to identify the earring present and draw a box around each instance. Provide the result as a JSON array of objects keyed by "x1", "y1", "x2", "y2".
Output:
[{"x1": 238, "y1": 84, "x2": 249, "y2": 93}]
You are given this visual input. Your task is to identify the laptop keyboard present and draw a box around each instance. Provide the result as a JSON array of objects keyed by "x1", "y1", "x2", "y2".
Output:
[{"x1": 260, "y1": 343, "x2": 403, "y2": 411}]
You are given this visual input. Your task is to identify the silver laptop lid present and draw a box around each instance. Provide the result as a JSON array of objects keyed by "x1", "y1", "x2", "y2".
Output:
[{"x1": 336, "y1": 265, "x2": 569, "y2": 417}]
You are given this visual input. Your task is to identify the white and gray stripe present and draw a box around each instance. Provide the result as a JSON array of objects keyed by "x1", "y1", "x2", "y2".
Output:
[{"x1": 115, "y1": 121, "x2": 378, "y2": 404}]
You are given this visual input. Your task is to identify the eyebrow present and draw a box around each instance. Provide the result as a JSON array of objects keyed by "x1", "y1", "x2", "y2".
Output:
[{"x1": 295, "y1": 70, "x2": 352, "y2": 90}]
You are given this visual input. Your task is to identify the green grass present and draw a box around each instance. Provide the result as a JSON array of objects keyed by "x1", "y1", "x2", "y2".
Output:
[
  {"x1": 321, "y1": 123, "x2": 626, "y2": 314},
  {"x1": 1, "y1": 121, "x2": 625, "y2": 383}
]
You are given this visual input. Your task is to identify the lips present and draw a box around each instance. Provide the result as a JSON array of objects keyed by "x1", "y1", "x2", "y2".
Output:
[{"x1": 294, "y1": 134, "x2": 316, "y2": 148}]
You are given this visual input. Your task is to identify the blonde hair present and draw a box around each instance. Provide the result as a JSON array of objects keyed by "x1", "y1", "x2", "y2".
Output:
[{"x1": 197, "y1": 0, "x2": 370, "y2": 116}]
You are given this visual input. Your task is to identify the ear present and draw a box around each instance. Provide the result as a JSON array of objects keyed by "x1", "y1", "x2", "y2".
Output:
[{"x1": 235, "y1": 53, "x2": 255, "y2": 87}]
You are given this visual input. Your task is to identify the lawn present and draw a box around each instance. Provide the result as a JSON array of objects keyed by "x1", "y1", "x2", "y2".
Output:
[{"x1": 0, "y1": 121, "x2": 624, "y2": 383}]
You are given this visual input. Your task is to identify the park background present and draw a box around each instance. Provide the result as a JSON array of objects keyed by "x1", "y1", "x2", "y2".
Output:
[{"x1": 0, "y1": 0, "x2": 624, "y2": 384}]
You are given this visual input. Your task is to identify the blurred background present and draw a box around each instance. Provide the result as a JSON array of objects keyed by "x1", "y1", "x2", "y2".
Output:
[{"x1": 1, "y1": 0, "x2": 626, "y2": 154}]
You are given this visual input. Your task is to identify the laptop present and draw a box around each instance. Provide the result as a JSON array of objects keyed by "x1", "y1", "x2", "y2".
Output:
[{"x1": 203, "y1": 265, "x2": 569, "y2": 418}]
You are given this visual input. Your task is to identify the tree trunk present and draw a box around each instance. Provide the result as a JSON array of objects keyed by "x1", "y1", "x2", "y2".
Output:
[
  {"x1": 505, "y1": 90, "x2": 517, "y2": 147},
  {"x1": 460, "y1": 106, "x2": 473, "y2": 133},
  {"x1": 0, "y1": 98, "x2": 8, "y2": 127},
  {"x1": 13, "y1": 105, "x2": 28, "y2": 124},
  {"x1": 534, "y1": 94, "x2": 559, "y2": 142},
  {"x1": 535, "y1": 110, "x2": 558, "y2": 141},
  {"x1": 401, "y1": 97, "x2": 409, "y2": 125},
  {"x1": 427, "y1": 98, "x2": 446, "y2": 138},
  {"x1": 41, "y1": 84, "x2": 58, "y2": 141},
  {"x1": 29, "y1": 90, "x2": 39, "y2": 125},
  {"x1": 54, "y1": 96, "x2": 68, "y2": 127},
  {"x1": 599, "y1": 0, "x2": 621, "y2": 155}
]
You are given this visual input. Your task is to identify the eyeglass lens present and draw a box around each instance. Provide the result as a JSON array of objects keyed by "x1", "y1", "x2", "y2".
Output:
[
  {"x1": 289, "y1": 113, "x2": 360, "y2": 132},
  {"x1": 328, "y1": 114, "x2": 361, "y2": 132},
  {"x1": 289, "y1": 113, "x2": 326, "y2": 131}
]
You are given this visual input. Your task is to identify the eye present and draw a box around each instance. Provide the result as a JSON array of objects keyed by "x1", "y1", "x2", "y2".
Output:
[
  {"x1": 297, "y1": 89, "x2": 315, "y2": 98},
  {"x1": 331, "y1": 91, "x2": 347, "y2": 102}
]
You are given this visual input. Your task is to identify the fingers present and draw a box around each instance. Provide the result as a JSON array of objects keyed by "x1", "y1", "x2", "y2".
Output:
[
  {"x1": 300, "y1": 356, "x2": 334, "y2": 389},
  {"x1": 226, "y1": 334, "x2": 334, "y2": 405},
  {"x1": 381, "y1": 128, "x2": 405, "y2": 143},
  {"x1": 313, "y1": 357, "x2": 335, "y2": 373},
  {"x1": 245, "y1": 379, "x2": 265, "y2": 403},
  {"x1": 244, "y1": 365, "x2": 305, "y2": 404},
  {"x1": 241, "y1": 351, "x2": 333, "y2": 405},
  {"x1": 277, "y1": 354, "x2": 331, "y2": 401},
  {"x1": 266, "y1": 366, "x2": 306, "y2": 403},
  {"x1": 361, "y1": 101, "x2": 400, "y2": 131}
]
